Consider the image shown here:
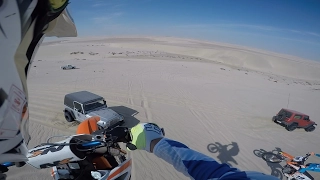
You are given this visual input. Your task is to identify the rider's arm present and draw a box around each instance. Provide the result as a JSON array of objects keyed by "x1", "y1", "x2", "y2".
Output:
[
  {"x1": 315, "y1": 153, "x2": 320, "y2": 158},
  {"x1": 152, "y1": 138, "x2": 279, "y2": 180}
]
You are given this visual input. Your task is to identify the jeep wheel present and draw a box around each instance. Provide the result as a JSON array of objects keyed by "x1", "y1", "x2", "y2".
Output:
[
  {"x1": 286, "y1": 123, "x2": 298, "y2": 131},
  {"x1": 64, "y1": 111, "x2": 74, "y2": 122},
  {"x1": 305, "y1": 125, "x2": 316, "y2": 132},
  {"x1": 272, "y1": 116, "x2": 277, "y2": 122}
]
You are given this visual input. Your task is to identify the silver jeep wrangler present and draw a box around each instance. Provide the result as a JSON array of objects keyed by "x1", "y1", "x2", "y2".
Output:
[{"x1": 63, "y1": 91, "x2": 124, "y2": 129}]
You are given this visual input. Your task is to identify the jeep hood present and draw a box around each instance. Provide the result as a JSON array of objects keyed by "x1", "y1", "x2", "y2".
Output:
[
  {"x1": 87, "y1": 108, "x2": 123, "y2": 127},
  {"x1": 310, "y1": 120, "x2": 317, "y2": 125}
]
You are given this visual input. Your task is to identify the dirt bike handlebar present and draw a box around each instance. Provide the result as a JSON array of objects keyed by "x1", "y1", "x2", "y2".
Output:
[
  {"x1": 302, "y1": 153, "x2": 313, "y2": 162},
  {"x1": 76, "y1": 126, "x2": 131, "y2": 151},
  {"x1": 1, "y1": 126, "x2": 132, "y2": 170}
]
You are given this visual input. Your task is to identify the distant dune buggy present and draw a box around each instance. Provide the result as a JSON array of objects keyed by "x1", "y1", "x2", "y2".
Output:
[{"x1": 272, "y1": 108, "x2": 317, "y2": 132}]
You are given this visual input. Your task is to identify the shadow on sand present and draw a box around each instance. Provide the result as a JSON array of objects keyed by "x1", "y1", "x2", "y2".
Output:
[
  {"x1": 109, "y1": 106, "x2": 140, "y2": 128},
  {"x1": 253, "y1": 147, "x2": 284, "y2": 179},
  {"x1": 207, "y1": 142, "x2": 239, "y2": 167}
]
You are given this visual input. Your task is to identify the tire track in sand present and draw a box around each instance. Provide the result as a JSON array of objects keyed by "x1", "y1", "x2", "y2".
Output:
[
  {"x1": 127, "y1": 80, "x2": 135, "y2": 105},
  {"x1": 139, "y1": 79, "x2": 153, "y2": 123}
]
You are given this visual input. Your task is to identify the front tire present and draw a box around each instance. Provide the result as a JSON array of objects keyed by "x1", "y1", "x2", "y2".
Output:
[
  {"x1": 64, "y1": 111, "x2": 74, "y2": 122},
  {"x1": 305, "y1": 125, "x2": 316, "y2": 132},
  {"x1": 286, "y1": 123, "x2": 298, "y2": 131}
]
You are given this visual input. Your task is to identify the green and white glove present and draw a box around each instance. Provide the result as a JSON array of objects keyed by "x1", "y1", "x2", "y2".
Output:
[{"x1": 127, "y1": 123, "x2": 165, "y2": 153}]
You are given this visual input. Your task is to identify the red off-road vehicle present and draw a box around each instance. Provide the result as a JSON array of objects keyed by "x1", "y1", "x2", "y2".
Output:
[{"x1": 272, "y1": 108, "x2": 317, "y2": 132}]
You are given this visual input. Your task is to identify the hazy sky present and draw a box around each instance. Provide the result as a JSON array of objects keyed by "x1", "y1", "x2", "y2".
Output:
[{"x1": 67, "y1": 0, "x2": 320, "y2": 61}]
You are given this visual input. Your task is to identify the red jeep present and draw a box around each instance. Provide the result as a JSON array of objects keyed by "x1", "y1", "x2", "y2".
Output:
[{"x1": 272, "y1": 108, "x2": 317, "y2": 132}]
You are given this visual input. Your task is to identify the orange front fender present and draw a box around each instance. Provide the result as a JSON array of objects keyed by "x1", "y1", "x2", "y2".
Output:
[
  {"x1": 76, "y1": 116, "x2": 100, "y2": 135},
  {"x1": 76, "y1": 116, "x2": 113, "y2": 169}
]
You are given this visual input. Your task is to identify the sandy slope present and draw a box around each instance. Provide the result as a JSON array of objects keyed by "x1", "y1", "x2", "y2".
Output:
[{"x1": 7, "y1": 37, "x2": 320, "y2": 180}]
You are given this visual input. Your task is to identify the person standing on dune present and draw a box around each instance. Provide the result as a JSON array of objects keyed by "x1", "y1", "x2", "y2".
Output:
[{"x1": 0, "y1": 0, "x2": 279, "y2": 179}]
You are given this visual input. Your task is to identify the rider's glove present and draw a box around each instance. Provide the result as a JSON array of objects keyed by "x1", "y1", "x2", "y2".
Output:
[{"x1": 127, "y1": 123, "x2": 165, "y2": 153}]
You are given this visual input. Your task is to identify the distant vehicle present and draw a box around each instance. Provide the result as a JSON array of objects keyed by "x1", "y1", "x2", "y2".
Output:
[
  {"x1": 61, "y1": 64, "x2": 76, "y2": 70},
  {"x1": 272, "y1": 108, "x2": 317, "y2": 132},
  {"x1": 63, "y1": 91, "x2": 125, "y2": 129}
]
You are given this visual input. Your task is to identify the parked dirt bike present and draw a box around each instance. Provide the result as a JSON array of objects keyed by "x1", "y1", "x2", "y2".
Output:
[
  {"x1": 26, "y1": 116, "x2": 133, "y2": 180},
  {"x1": 262, "y1": 151, "x2": 320, "y2": 180}
]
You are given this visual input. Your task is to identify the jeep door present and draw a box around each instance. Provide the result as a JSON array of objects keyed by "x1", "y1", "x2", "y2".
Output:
[
  {"x1": 300, "y1": 116, "x2": 311, "y2": 127},
  {"x1": 73, "y1": 101, "x2": 86, "y2": 121},
  {"x1": 293, "y1": 114, "x2": 303, "y2": 127}
]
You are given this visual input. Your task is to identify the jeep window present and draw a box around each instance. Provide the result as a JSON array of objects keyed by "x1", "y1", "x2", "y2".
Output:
[
  {"x1": 304, "y1": 116, "x2": 309, "y2": 120},
  {"x1": 279, "y1": 110, "x2": 292, "y2": 118},
  {"x1": 74, "y1": 101, "x2": 83, "y2": 113},
  {"x1": 286, "y1": 113, "x2": 292, "y2": 118},
  {"x1": 84, "y1": 99, "x2": 106, "y2": 112},
  {"x1": 294, "y1": 115, "x2": 302, "y2": 119}
]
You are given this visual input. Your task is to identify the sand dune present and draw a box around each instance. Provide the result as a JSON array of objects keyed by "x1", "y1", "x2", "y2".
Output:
[{"x1": 7, "y1": 36, "x2": 320, "y2": 180}]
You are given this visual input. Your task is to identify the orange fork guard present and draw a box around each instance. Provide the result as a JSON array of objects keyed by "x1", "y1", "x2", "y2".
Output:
[
  {"x1": 280, "y1": 151, "x2": 297, "y2": 165},
  {"x1": 280, "y1": 151, "x2": 294, "y2": 160},
  {"x1": 76, "y1": 116, "x2": 112, "y2": 170}
]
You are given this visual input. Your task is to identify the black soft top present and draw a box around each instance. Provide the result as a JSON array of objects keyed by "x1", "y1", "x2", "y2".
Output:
[{"x1": 64, "y1": 91, "x2": 103, "y2": 107}]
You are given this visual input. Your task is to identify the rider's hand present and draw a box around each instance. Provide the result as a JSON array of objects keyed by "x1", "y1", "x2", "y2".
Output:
[{"x1": 127, "y1": 123, "x2": 165, "y2": 153}]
